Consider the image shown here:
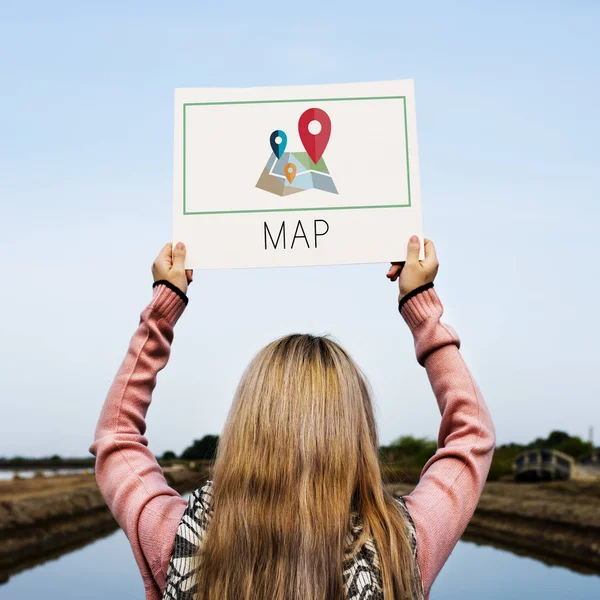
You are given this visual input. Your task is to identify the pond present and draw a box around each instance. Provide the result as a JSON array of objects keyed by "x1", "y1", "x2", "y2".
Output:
[
  {"x1": 1, "y1": 526, "x2": 599, "y2": 599},
  {"x1": 0, "y1": 469, "x2": 93, "y2": 481}
]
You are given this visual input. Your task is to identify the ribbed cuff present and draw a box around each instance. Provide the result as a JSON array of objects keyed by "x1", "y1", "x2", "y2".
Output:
[
  {"x1": 399, "y1": 284, "x2": 443, "y2": 332},
  {"x1": 152, "y1": 280, "x2": 188, "y2": 304},
  {"x1": 398, "y1": 282, "x2": 434, "y2": 312},
  {"x1": 149, "y1": 281, "x2": 188, "y2": 322}
]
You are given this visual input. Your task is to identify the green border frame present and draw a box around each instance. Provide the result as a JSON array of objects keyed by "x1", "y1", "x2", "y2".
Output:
[{"x1": 182, "y1": 95, "x2": 411, "y2": 216}]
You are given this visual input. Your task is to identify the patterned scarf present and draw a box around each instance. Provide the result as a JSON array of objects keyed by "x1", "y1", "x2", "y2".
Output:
[{"x1": 163, "y1": 481, "x2": 422, "y2": 600}]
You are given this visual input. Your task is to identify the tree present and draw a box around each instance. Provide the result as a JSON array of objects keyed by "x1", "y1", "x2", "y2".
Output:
[
  {"x1": 161, "y1": 451, "x2": 177, "y2": 461},
  {"x1": 181, "y1": 435, "x2": 219, "y2": 460},
  {"x1": 380, "y1": 436, "x2": 437, "y2": 467},
  {"x1": 546, "y1": 431, "x2": 571, "y2": 447},
  {"x1": 486, "y1": 430, "x2": 593, "y2": 481},
  {"x1": 527, "y1": 430, "x2": 591, "y2": 460}
]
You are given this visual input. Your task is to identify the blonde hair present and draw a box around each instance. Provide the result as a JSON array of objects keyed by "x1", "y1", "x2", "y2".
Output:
[{"x1": 195, "y1": 334, "x2": 420, "y2": 600}]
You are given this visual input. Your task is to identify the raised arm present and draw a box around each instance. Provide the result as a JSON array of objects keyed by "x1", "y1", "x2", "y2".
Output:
[
  {"x1": 388, "y1": 237, "x2": 495, "y2": 598},
  {"x1": 89, "y1": 243, "x2": 194, "y2": 600}
]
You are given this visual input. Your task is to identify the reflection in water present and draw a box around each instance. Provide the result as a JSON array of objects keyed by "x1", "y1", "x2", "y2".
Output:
[
  {"x1": 0, "y1": 520, "x2": 119, "y2": 585},
  {"x1": 463, "y1": 531, "x2": 600, "y2": 577},
  {"x1": 435, "y1": 541, "x2": 600, "y2": 599},
  {"x1": 1, "y1": 526, "x2": 599, "y2": 600},
  {"x1": 0, "y1": 529, "x2": 142, "y2": 600}
]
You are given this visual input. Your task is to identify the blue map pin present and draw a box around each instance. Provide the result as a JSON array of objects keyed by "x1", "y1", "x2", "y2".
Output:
[{"x1": 269, "y1": 130, "x2": 287, "y2": 159}]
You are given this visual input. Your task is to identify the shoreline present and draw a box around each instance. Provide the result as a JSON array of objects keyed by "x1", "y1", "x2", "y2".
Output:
[
  {"x1": 1, "y1": 475, "x2": 599, "y2": 584},
  {"x1": 0, "y1": 469, "x2": 206, "y2": 584},
  {"x1": 390, "y1": 480, "x2": 600, "y2": 575}
]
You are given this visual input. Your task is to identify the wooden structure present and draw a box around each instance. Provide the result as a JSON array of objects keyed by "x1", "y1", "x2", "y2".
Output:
[{"x1": 513, "y1": 448, "x2": 574, "y2": 482}]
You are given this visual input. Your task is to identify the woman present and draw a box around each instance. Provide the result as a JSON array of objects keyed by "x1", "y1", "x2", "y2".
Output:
[{"x1": 90, "y1": 236, "x2": 495, "y2": 600}]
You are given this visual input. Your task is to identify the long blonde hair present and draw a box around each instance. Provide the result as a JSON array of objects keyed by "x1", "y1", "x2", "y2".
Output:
[{"x1": 195, "y1": 334, "x2": 420, "y2": 600}]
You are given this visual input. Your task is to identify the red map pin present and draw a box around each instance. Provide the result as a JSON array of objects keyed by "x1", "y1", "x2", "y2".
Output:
[{"x1": 298, "y1": 108, "x2": 331, "y2": 165}]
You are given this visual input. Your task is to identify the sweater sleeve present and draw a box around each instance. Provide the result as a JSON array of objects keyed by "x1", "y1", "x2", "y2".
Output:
[
  {"x1": 399, "y1": 286, "x2": 496, "y2": 598},
  {"x1": 89, "y1": 283, "x2": 189, "y2": 600}
]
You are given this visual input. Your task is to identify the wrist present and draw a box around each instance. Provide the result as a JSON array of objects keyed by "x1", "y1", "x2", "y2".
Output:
[
  {"x1": 398, "y1": 283, "x2": 443, "y2": 333},
  {"x1": 152, "y1": 280, "x2": 189, "y2": 305},
  {"x1": 146, "y1": 281, "x2": 188, "y2": 324},
  {"x1": 398, "y1": 282, "x2": 435, "y2": 311}
]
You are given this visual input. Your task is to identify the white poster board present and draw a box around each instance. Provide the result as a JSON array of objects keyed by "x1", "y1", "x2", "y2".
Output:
[{"x1": 172, "y1": 80, "x2": 423, "y2": 269}]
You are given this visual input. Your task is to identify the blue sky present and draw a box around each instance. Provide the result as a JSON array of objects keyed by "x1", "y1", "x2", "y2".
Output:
[{"x1": 1, "y1": 1, "x2": 599, "y2": 456}]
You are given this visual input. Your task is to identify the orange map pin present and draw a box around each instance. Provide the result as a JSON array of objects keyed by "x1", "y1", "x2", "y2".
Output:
[{"x1": 284, "y1": 162, "x2": 296, "y2": 183}]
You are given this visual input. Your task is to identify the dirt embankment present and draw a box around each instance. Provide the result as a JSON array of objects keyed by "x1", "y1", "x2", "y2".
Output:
[
  {"x1": 390, "y1": 479, "x2": 600, "y2": 574},
  {"x1": 0, "y1": 469, "x2": 206, "y2": 583},
  {"x1": 2, "y1": 475, "x2": 599, "y2": 583}
]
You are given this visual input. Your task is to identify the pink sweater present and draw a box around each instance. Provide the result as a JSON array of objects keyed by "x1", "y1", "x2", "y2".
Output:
[{"x1": 90, "y1": 283, "x2": 495, "y2": 600}]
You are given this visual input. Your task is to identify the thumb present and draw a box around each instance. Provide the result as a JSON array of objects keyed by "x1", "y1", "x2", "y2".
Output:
[
  {"x1": 406, "y1": 235, "x2": 420, "y2": 265},
  {"x1": 172, "y1": 241, "x2": 186, "y2": 270}
]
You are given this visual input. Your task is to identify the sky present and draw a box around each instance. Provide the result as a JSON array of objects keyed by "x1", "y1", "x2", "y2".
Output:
[{"x1": 0, "y1": 1, "x2": 599, "y2": 457}]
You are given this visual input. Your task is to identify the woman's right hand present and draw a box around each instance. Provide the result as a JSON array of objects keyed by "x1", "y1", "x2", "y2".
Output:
[{"x1": 386, "y1": 236, "x2": 439, "y2": 302}]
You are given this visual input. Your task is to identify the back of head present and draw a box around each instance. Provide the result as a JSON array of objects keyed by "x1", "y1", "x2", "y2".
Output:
[{"x1": 196, "y1": 334, "x2": 420, "y2": 600}]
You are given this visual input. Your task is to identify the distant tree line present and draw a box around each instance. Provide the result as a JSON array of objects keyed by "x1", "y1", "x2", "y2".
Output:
[
  {"x1": 379, "y1": 430, "x2": 594, "y2": 482},
  {"x1": 0, "y1": 437, "x2": 221, "y2": 469},
  {"x1": 161, "y1": 435, "x2": 220, "y2": 462},
  {"x1": 489, "y1": 430, "x2": 593, "y2": 480},
  {"x1": 378, "y1": 436, "x2": 438, "y2": 482},
  {"x1": 3, "y1": 431, "x2": 593, "y2": 483},
  {"x1": 0, "y1": 456, "x2": 95, "y2": 468}
]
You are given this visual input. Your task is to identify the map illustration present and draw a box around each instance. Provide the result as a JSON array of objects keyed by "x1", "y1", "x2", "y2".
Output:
[
  {"x1": 255, "y1": 109, "x2": 338, "y2": 197},
  {"x1": 255, "y1": 151, "x2": 338, "y2": 196}
]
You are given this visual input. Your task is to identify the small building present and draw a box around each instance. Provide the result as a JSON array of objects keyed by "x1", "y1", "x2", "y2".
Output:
[
  {"x1": 513, "y1": 449, "x2": 574, "y2": 482},
  {"x1": 514, "y1": 447, "x2": 600, "y2": 482}
]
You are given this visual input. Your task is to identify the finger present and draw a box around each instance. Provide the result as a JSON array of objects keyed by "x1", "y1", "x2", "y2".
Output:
[
  {"x1": 186, "y1": 269, "x2": 193, "y2": 284},
  {"x1": 386, "y1": 262, "x2": 400, "y2": 277},
  {"x1": 386, "y1": 263, "x2": 404, "y2": 281},
  {"x1": 155, "y1": 243, "x2": 173, "y2": 268},
  {"x1": 423, "y1": 239, "x2": 437, "y2": 260},
  {"x1": 386, "y1": 261, "x2": 402, "y2": 273},
  {"x1": 172, "y1": 241, "x2": 186, "y2": 271},
  {"x1": 390, "y1": 265, "x2": 404, "y2": 282},
  {"x1": 406, "y1": 235, "x2": 421, "y2": 265},
  {"x1": 423, "y1": 239, "x2": 438, "y2": 266},
  {"x1": 157, "y1": 242, "x2": 172, "y2": 260}
]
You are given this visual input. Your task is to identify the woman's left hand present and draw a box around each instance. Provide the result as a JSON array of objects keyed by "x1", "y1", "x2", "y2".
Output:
[
  {"x1": 386, "y1": 236, "x2": 438, "y2": 302},
  {"x1": 152, "y1": 242, "x2": 193, "y2": 294}
]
